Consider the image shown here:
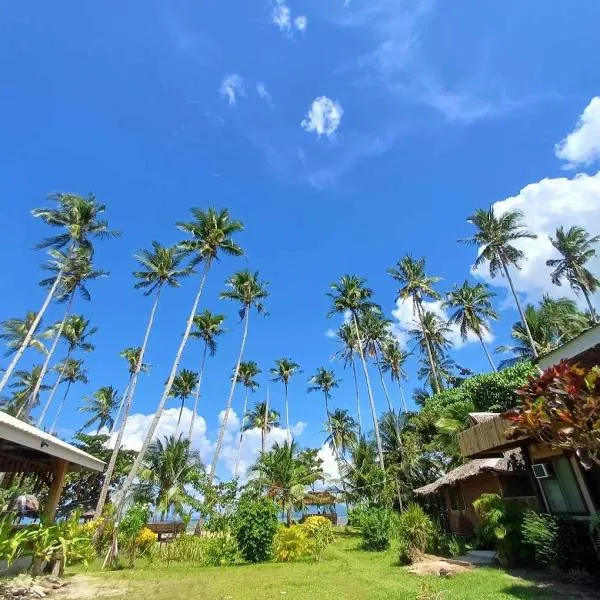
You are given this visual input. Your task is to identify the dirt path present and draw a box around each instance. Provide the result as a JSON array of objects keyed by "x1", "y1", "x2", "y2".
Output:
[{"x1": 58, "y1": 576, "x2": 127, "y2": 600}]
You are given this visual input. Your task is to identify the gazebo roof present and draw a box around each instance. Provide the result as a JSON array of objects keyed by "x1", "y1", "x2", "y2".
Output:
[
  {"x1": 0, "y1": 412, "x2": 105, "y2": 473},
  {"x1": 303, "y1": 491, "x2": 339, "y2": 506}
]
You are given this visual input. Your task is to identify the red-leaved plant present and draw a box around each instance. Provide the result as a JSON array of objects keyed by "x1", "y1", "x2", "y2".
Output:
[{"x1": 503, "y1": 361, "x2": 600, "y2": 468}]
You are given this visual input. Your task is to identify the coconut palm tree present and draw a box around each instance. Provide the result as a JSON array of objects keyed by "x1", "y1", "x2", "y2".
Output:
[
  {"x1": 2, "y1": 366, "x2": 50, "y2": 419},
  {"x1": 210, "y1": 270, "x2": 269, "y2": 480},
  {"x1": 0, "y1": 193, "x2": 118, "y2": 395},
  {"x1": 497, "y1": 296, "x2": 588, "y2": 367},
  {"x1": 270, "y1": 358, "x2": 301, "y2": 444},
  {"x1": 380, "y1": 340, "x2": 409, "y2": 413},
  {"x1": 444, "y1": 281, "x2": 499, "y2": 371},
  {"x1": 546, "y1": 225, "x2": 600, "y2": 322},
  {"x1": 37, "y1": 314, "x2": 97, "y2": 427},
  {"x1": 188, "y1": 310, "x2": 226, "y2": 441},
  {"x1": 112, "y1": 347, "x2": 150, "y2": 435},
  {"x1": 115, "y1": 209, "x2": 243, "y2": 514},
  {"x1": 308, "y1": 367, "x2": 345, "y2": 479},
  {"x1": 341, "y1": 436, "x2": 387, "y2": 506},
  {"x1": 327, "y1": 275, "x2": 386, "y2": 471},
  {"x1": 80, "y1": 386, "x2": 120, "y2": 434},
  {"x1": 169, "y1": 369, "x2": 199, "y2": 434},
  {"x1": 408, "y1": 310, "x2": 452, "y2": 392},
  {"x1": 27, "y1": 248, "x2": 106, "y2": 420},
  {"x1": 325, "y1": 409, "x2": 357, "y2": 459},
  {"x1": 334, "y1": 323, "x2": 363, "y2": 433},
  {"x1": 48, "y1": 358, "x2": 88, "y2": 433},
  {"x1": 388, "y1": 255, "x2": 442, "y2": 393},
  {"x1": 234, "y1": 360, "x2": 261, "y2": 478},
  {"x1": 244, "y1": 401, "x2": 280, "y2": 454},
  {"x1": 462, "y1": 207, "x2": 538, "y2": 356},
  {"x1": 141, "y1": 435, "x2": 204, "y2": 520},
  {"x1": 0, "y1": 312, "x2": 48, "y2": 358}
]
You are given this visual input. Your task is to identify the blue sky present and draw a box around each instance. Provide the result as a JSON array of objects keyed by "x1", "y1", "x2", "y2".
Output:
[{"x1": 2, "y1": 0, "x2": 600, "y2": 480}]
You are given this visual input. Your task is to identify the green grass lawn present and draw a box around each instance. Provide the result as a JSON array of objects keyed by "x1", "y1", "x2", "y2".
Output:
[{"x1": 68, "y1": 532, "x2": 588, "y2": 600}]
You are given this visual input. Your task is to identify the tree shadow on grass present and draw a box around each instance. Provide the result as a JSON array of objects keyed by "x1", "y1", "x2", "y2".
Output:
[{"x1": 503, "y1": 569, "x2": 599, "y2": 600}]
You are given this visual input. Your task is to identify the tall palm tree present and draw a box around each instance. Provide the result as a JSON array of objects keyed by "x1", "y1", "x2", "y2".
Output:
[
  {"x1": 0, "y1": 193, "x2": 118, "y2": 395},
  {"x1": 546, "y1": 225, "x2": 600, "y2": 322},
  {"x1": 0, "y1": 312, "x2": 48, "y2": 358},
  {"x1": 244, "y1": 401, "x2": 280, "y2": 454},
  {"x1": 37, "y1": 314, "x2": 97, "y2": 427},
  {"x1": 80, "y1": 386, "x2": 120, "y2": 434},
  {"x1": 188, "y1": 310, "x2": 226, "y2": 441},
  {"x1": 326, "y1": 409, "x2": 357, "y2": 459},
  {"x1": 3, "y1": 366, "x2": 50, "y2": 419},
  {"x1": 234, "y1": 360, "x2": 261, "y2": 478},
  {"x1": 380, "y1": 340, "x2": 409, "y2": 413},
  {"x1": 115, "y1": 209, "x2": 243, "y2": 514},
  {"x1": 112, "y1": 347, "x2": 150, "y2": 435},
  {"x1": 444, "y1": 281, "x2": 499, "y2": 371},
  {"x1": 48, "y1": 358, "x2": 88, "y2": 433},
  {"x1": 210, "y1": 270, "x2": 269, "y2": 480},
  {"x1": 463, "y1": 207, "x2": 538, "y2": 356},
  {"x1": 388, "y1": 255, "x2": 442, "y2": 393},
  {"x1": 141, "y1": 435, "x2": 204, "y2": 520},
  {"x1": 327, "y1": 275, "x2": 386, "y2": 471},
  {"x1": 497, "y1": 296, "x2": 588, "y2": 367},
  {"x1": 408, "y1": 310, "x2": 452, "y2": 392},
  {"x1": 334, "y1": 323, "x2": 363, "y2": 433},
  {"x1": 270, "y1": 358, "x2": 301, "y2": 444},
  {"x1": 308, "y1": 367, "x2": 345, "y2": 480},
  {"x1": 169, "y1": 369, "x2": 199, "y2": 434}
]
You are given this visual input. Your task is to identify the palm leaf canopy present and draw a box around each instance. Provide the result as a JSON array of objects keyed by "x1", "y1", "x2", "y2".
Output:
[
  {"x1": 61, "y1": 315, "x2": 97, "y2": 352},
  {"x1": 220, "y1": 270, "x2": 269, "y2": 319},
  {"x1": 444, "y1": 280, "x2": 498, "y2": 341},
  {"x1": 0, "y1": 312, "x2": 48, "y2": 357},
  {"x1": 307, "y1": 367, "x2": 340, "y2": 395},
  {"x1": 270, "y1": 358, "x2": 302, "y2": 384},
  {"x1": 327, "y1": 274, "x2": 376, "y2": 317},
  {"x1": 120, "y1": 346, "x2": 150, "y2": 375},
  {"x1": 169, "y1": 369, "x2": 199, "y2": 399},
  {"x1": 133, "y1": 241, "x2": 193, "y2": 296},
  {"x1": 190, "y1": 310, "x2": 227, "y2": 355},
  {"x1": 236, "y1": 360, "x2": 261, "y2": 390},
  {"x1": 387, "y1": 255, "x2": 441, "y2": 308}
]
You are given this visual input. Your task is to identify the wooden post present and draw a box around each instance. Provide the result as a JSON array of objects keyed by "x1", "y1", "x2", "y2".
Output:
[{"x1": 44, "y1": 458, "x2": 68, "y2": 522}]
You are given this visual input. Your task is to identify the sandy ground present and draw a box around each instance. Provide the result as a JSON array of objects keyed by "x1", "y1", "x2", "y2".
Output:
[{"x1": 57, "y1": 576, "x2": 127, "y2": 600}]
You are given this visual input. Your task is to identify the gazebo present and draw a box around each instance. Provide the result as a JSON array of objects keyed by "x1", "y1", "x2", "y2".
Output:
[
  {"x1": 301, "y1": 491, "x2": 339, "y2": 525},
  {"x1": 0, "y1": 412, "x2": 105, "y2": 521}
]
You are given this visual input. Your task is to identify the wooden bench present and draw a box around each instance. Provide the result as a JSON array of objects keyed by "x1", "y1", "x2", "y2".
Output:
[{"x1": 146, "y1": 521, "x2": 186, "y2": 542}]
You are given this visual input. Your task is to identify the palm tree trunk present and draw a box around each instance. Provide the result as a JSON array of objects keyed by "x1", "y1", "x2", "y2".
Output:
[
  {"x1": 581, "y1": 286, "x2": 599, "y2": 324},
  {"x1": 49, "y1": 380, "x2": 72, "y2": 433},
  {"x1": 187, "y1": 342, "x2": 208, "y2": 442},
  {"x1": 324, "y1": 391, "x2": 341, "y2": 481},
  {"x1": 350, "y1": 357, "x2": 362, "y2": 435},
  {"x1": 210, "y1": 306, "x2": 250, "y2": 481},
  {"x1": 477, "y1": 331, "x2": 497, "y2": 372},
  {"x1": 94, "y1": 287, "x2": 162, "y2": 519},
  {"x1": 350, "y1": 312, "x2": 386, "y2": 471},
  {"x1": 175, "y1": 397, "x2": 186, "y2": 436},
  {"x1": 24, "y1": 291, "x2": 75, "y2": 421},
  {"x1": 113, "y1": 260, "x2": 211, "y2": 515},
  {"x1": 374, "y1": 347, "x2": 404, "y2": 511},
  {"x1": 38, "y1": 348, "x2": 72, "y2": 428},
  {"x1": 284, "y1": 382, "x2": 291, "y2": 445},
  {"x1": 398, "y1": 381, "x2": 407, "y2": 413},
  {"x1": 234, "y1": 388, "x2": 249, "y2": 479},
  {"x1": 111, "y1": 382, "x2": 130, "y2": 435},
  {"x1": 0, "y1": 267, "x2": 64, "y2": 395},
  {"x1": 501, "y1": 258, "x2": 538, "y2": 358},
  {"x1": 415, "y1": 300, "x2": 442, "y2": 393},
  {"x1": 263, "y1": 386, "x2": 270, "y2": 455}
]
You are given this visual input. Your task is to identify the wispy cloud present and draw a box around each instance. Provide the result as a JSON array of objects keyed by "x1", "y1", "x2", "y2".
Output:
[
  {"x1": 272, "y1": 0, "x2": 292, "y2": 32},
  {"x1": 301, "y1": 96, "x2": 344, "y2": 137},
  {"x1": 219, "y1": 74, "x2": 245, "y2": 105},
  {"x1": 555, "y1": 97, "x2": 600, "y2": 169},
  {"x1": 256, "y1": 82, "x2": 274, "y2": 106},
  {"x1": 295, "y1": 16, "x2": 308, "y2": 31}
]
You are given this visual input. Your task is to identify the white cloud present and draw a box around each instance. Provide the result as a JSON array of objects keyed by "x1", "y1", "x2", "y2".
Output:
[
  {"x1": 555, "y1": 97, "x2": 600, "y2": 169},
  {"x1": 294, "y1": 16, "x2": 308, "y2": 31},
  {"x1": 472, "y1": 171, "x2": 600, "y2": 304},
  {"x1": 256, "y1": 83, "x2": 273, "y2": 106},
  {"x1": 317, "y1": 443, "x2": 340, "y2": 484},
  {"x1": 301, "y1": 96, "x2": 344, "y2": 138},
  {"x1": 325, "y1": 328, "x2": 337, "y2": 339},
  {"x1": 113, "y1": 406, "x2": 308, "y2": 482},
  {"x1": 391, "y1": 298, "x2": 493, "y2": 350},
  {"x1": 219, "y1": 74, "x2": 245, "y2": 105},
  {"x1": 272, "y1": 1, "x2": 292, "y2": 32}
]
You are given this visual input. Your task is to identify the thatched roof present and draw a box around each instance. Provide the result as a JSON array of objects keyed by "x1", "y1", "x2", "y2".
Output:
[
  {"x1": 414, "y1": 451, "x2": 524, "y2": 496},
  {"x1": 468, "y1": 412, "x2": 499, "y2": 425},
  {"x1": 303, "y1": 491, "x2": 338, "y2": 506}
]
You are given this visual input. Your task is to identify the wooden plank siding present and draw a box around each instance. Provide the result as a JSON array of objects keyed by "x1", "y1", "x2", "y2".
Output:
[{"x1": 459, "y1": 414, "x2": 528, "y2": 458}]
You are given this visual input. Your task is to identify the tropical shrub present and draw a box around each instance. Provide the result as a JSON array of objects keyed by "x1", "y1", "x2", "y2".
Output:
[
  {"x1": 233, "y1": 497, "x2": 279, "y2": 563},
  {"x1": 472, "y1": 494, "x2": 524, "y2": 566},
  {"x1": 118, "y1": 503, "x2": 151, "y2": 567},
  {"x1": 80, "y1": 516, "x2": 114, "y2": 551},
  {"x1": 202, "y1": 536, "x2": 239, "y2": 566},
  {"x1": 521, "y1": 511, "x2": 558, "y2": 567},
  {"x1": 505, "y1": 362, "x2": 600, "y2": 468},
  {"x1": 303, "y1": 516, "x2": 334, "y2": 561},
  {"x1": 427, "y1": 524, "x2": 465, "y2": 558},
  {"x1": 274, "y1": 525, "x2": 308, "y2": 562},
  {"x1": 397, "y1": 538, "x2": 412, "y2": 566},
  {"x1": 135, "y1": 527, "x2": 157, "y2": 554},
  {"x1": 397, "y1": 503, "x2": 435, "y2": 560},
  {"x1": 358, "y1": 507, "x2": 394, "y2": 551},
  {"x1": 0, "y1": 513, "x2": 35, "y2": 567},
  {"x1": 347, "y1": 505, "x2": 369, "y2": 529}
]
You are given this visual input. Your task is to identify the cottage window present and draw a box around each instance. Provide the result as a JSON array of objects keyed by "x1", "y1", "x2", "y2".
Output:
[
  {"x1": 536, "y1": 456, "x2": 587, "y2": 515},
  {"x1": 448, "y1": 485, "x2": 466, "y2": 511}
]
